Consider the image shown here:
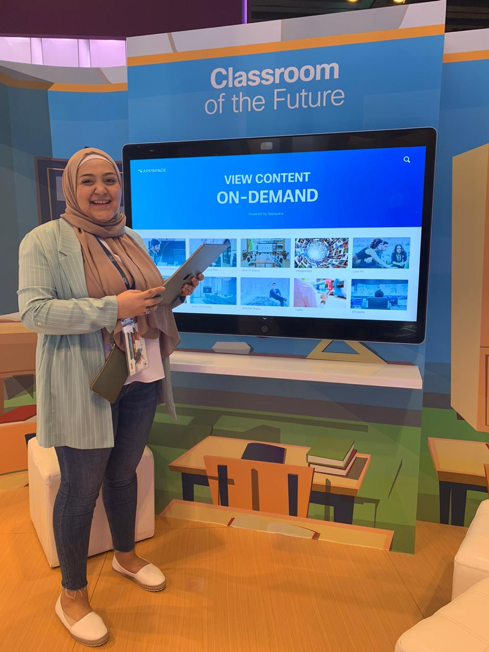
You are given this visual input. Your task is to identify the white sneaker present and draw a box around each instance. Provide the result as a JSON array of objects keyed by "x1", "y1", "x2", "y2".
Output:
[
  {"x1": 55, "y1": 596, "x2": 109, "y2": 647},
  {"x1": 112, "y1": 555, "x2": 166, "y2": 592}
]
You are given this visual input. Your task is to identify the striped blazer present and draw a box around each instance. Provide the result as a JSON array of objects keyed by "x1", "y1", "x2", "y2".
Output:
[{"x1": 18, "y1": 218, "x2": 177, "y2": 449}]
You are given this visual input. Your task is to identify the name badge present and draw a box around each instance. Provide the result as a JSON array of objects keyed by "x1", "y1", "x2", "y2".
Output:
[{"x1": 121, "y1": 318, "x2": 149, "y2": 376}]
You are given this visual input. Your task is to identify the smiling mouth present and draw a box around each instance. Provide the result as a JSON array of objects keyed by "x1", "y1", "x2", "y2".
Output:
[{"x1": 91, "y1": 200, "x2": 111, "y2": 205}]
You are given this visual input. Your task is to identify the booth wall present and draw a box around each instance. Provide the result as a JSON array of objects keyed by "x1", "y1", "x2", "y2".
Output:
[
  {"x1": 10, "y1": 87, "x2": 52, "y2": 239},
  {"x1": 125, "y1": 1, "x2": 445, "y2": 553},
  {"x1": 0, "y1": 82, "x2": 53, "y2": 314},
  {"x1": 48, "y1": 90, "x2": 128, "y2": 160},
  {"x1": 0, "y1": 64, "x2": 127, "y2": 314},
  {"x1": 4, "y1": 2, "x2": 480, "y2": 553},
  {"x1": 0, "y1": 83, "x2": 19, "y2": 314}
]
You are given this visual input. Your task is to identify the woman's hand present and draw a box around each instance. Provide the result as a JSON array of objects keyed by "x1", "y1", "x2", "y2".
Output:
[
  {"x1": 180, "y1": 273, "x2": 204, "y2": 298},
  {"x1": 117, "y1": 286, "x2": 165, "y2": 319}
]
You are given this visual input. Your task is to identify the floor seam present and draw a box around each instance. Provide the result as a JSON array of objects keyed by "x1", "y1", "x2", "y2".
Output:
[
  {"x1": 88, "y1": 552, "x2": 108, "y2": 602},
  {"x1": 387, "y1": 554, "x2": 425, "y2": 620},
  {"x1": 155, "y1": 525, "x2": 226, "y2": 531}
]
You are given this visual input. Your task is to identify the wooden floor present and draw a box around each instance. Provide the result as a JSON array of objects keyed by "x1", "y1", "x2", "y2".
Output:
[{"x1": 0, "y1": 485, "x2": 467, "y2": 652}]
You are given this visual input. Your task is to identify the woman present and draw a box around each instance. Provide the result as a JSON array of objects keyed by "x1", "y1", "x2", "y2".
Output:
[
  {"x1": 391, "y1": 243, "x2": 408, "y2": 268},
  {"x1": 294, "y1": 278, "x2": 319, "y2": 308},
  {"x1": 352, "y1": 238, "x2": 390, "y2": 269},
  {"x1": 18, "y1": 148, "x2": 202, "y2": 647}
]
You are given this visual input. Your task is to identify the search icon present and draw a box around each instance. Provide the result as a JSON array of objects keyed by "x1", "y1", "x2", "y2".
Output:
[{"x1": 403, "y1": 156, "x2": 411, "y2": 164}]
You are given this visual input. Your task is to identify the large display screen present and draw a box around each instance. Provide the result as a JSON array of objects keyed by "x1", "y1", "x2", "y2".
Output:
[{"x1": 124, "y1": 129, "x2": 436, "y2": 343}]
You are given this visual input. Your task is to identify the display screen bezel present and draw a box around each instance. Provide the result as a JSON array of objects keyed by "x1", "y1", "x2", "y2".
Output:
[{"x1": 123, "y1": 128, "x2": 436, "y2": 344}]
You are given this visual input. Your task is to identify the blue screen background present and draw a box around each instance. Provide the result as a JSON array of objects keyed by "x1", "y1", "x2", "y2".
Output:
[{"x1": 130, "y1": 146, "x2": 426, "y2": 231}]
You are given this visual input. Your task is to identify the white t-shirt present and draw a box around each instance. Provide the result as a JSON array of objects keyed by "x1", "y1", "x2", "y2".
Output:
[{"x1": 99, "y1": 239, "x2": 165, "y2": 385}]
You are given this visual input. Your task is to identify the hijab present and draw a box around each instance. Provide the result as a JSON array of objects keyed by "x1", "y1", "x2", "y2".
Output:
[{"x1": 61, "y1": 147, "x2": 180, "y2": 358}]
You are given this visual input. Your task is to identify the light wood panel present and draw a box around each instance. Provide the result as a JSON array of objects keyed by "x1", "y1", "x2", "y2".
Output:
[
  {"x1": 0, "y1": 470, "x2": 28, "y2": 491},
  {"x1": 155, "y1": 513, "x2": 225, "y2": 531},
  {"x1": 0, "y1": 486, "x2": 35, "y2": 534},
  {"x1": 0, "y1": 532, "x2": 106, "y2": 652},
  {"x1": 451, "y1": 144, "x2": 489, "y2": 431},
  {"x1": 86, "y1": 526, "x2": 420, "y2": 652},
  {"x1": 388, "y1": 520, "x2": 467, "y2": 618},
  {"x1": 0, "y1": 486, "x2": 464, "y2": 652},
  {"x1": 162, "y1": 500, "x2": 394, "y2": 550}
]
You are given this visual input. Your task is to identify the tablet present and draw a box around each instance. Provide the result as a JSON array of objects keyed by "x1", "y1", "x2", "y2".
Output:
[{"x1": 159, "y1": 242, "x2": 230, "y2": 305}]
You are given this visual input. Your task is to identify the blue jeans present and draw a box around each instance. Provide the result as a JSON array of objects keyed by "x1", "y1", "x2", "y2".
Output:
[{"x1": 53, "y1": 381, "x2": 158, "y2": 591}]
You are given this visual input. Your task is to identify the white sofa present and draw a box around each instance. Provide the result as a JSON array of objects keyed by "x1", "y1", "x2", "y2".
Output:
[
  {"x1": 452, "y1": 500, "x2": 489, "y2": 600},
  {"x1": 395, "y1": 577, "x2": 489, "y2": 652},
  {"x1": 28, "y1": 437, "x2": 155, "y2": 567},
  {"x1": 396, "y1": 498, "x2": 489, "y2": 651}
]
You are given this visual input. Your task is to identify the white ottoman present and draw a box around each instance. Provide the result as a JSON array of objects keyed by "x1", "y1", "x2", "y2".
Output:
[
  {"x1": 395, "y1": 577, "x2": 489, "y2": 652},
  {"x1": 452, "y1": 500, "x2": 489, "y2": 600},
  {"x1": 28, "y1": 437, "x2": 155, "y2": 567}
]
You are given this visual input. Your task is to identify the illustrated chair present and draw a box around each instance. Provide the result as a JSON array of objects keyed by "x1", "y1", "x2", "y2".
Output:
[{"x1": 203, "y1": 455, "x2": 313, "y2": 518}]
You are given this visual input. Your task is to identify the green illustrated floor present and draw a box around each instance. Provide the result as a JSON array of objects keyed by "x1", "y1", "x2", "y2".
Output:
[{"x1": 149, "y1": 403, "x2": 421, "y2": 553}]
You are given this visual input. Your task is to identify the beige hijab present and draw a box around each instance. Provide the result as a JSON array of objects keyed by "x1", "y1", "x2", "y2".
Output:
[{"x1": 61, "y1": 147, "x2": 180, "y2": 357}]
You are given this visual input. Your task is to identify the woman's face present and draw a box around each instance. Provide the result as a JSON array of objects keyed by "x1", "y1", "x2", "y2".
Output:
[
  {"x1": 396, "y1": 245, "x2": 402, "y2": 254},
  {"x1": 76, "y1": 159, "x2": 122, "y2": 221}
]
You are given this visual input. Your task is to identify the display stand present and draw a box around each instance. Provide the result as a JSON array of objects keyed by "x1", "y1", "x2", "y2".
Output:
[
  {"x1": 170, "y1": 350, "x2": 422, "y2": 390},
  {"x1": 307, "y1": 340, "x2": 386, "y2": 364}
]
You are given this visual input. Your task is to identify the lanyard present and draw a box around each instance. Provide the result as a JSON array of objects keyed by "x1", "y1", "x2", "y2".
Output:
[{"x1": 96, "y1": 238, "x2": 135, "y2": 290}]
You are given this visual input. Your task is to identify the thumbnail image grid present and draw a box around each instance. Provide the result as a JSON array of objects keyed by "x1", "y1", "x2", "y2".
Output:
[
  {"x1": 351, "y1": 280, "x2": 408, "y2": 311},
  {"x1": 241, "y1": 238, "x2": 291, "y2": 268},
  {"x1": 190, "y1": 277, "x2": 237, "y2": 305},
  {"x1": 189, "y1": 238, "x2": 237, "y2": 267},
  {"x1": 294, "y1": 278, "x2": 348, "y2": 309},
  {"x1": 241, "y1": 278, "x2": 290, "y2": 307},
  {"x1": 144, "y1": 238, "x2": 186, "y2": 267},
  {"x1": 352, "y1": 237, "x2": 410, "y2": 269},
  {"x1": 294, "y1": 238, "x2": 349, "y2": 269}
]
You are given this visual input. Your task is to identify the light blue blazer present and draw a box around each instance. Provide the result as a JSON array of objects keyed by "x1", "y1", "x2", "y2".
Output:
[{"x1": 18, "y1": 218, "x2": 177, "y2": 449}]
